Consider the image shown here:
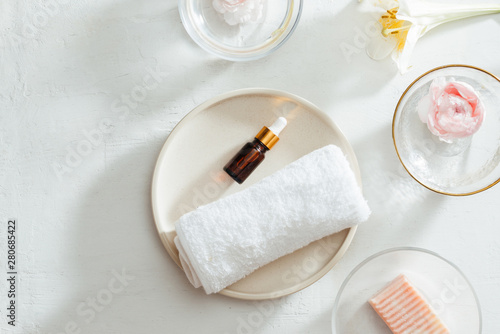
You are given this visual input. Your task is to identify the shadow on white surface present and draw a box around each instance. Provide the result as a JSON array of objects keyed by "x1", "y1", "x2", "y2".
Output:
[
  {"x1": 353, "y1": 123, "x2": 446, "y2": 241},
  {"x1": 288, "y1": 1, "x2": 399, "y2": 99},
  {"x1": 13, "y1": 0, "x2": 500, "y2": 333}
]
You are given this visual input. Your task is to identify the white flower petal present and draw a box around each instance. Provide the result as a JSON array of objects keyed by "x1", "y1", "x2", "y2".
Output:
[
  {"x1": 392, "y1": 24, "x2": 425, "y2": 74},
  {"x1": 398, "y1": 0, "x2": 500, "y2": 28},
  {"x1": 359, "y1": 0, "x2": 399, "y2": 12},
  {"x1": 366, "y1": 34, "x2": 398, "y2": 60},
  {"x1": 213, "y1": 0, "x2": 264, "y2": 25}
]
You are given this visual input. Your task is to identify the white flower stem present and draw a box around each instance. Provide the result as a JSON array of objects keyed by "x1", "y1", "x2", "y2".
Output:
[{"x1": 398, "y1": 2, "x2": 500, "y2": 27}]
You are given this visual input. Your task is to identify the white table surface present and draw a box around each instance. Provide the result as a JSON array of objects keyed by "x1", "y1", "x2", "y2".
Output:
[{"x1": 1, "y1": 1, "x2": 500, "y2": 333}]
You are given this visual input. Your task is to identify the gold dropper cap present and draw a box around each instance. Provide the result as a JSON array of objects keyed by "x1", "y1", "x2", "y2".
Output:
[
  {"x1": 255, "y1": 117, "x2": 287, "y2": 150},
  {"x1": 255, "y1": 127, "x2": 279, "y2": 149}
]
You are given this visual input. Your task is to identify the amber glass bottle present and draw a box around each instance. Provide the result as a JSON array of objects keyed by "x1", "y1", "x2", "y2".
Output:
[{"x1": 224, "y1": 117, "x2": 287, "y2": 184}]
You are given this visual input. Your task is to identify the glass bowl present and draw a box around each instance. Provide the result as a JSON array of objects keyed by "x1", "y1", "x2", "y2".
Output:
[
  {"x1": 392, "y1": 65, "x2": 500, "y2": 195},
  {"x1": 178, "y1": 0, "x2": 303, "y2": 61},
  {"x1": 332, "y1": 247, "x2": 481, "y2": 334}
]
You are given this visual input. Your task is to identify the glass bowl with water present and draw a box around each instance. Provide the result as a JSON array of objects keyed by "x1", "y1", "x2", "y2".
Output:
[
  {"x1": 392, "y1": 64, "x2": 500, "y2": 195},
  {"x1": 178, "y1": 0, "x2": 303, "y2": 61}
]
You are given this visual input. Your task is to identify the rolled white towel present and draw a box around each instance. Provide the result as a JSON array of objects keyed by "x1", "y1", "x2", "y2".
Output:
[{"x1": 174, "y1": 144, "x2": 370, "y2": 294}]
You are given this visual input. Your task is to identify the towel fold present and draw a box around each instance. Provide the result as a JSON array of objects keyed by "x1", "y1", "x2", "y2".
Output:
[{"x1": 174, "y1": 144, "x2": 370, "y2": 294}]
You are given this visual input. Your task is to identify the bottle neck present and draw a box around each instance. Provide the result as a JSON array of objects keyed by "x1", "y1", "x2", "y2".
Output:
[{"x1": 252, "y1": 138, "x2": 270, "y2": 152}]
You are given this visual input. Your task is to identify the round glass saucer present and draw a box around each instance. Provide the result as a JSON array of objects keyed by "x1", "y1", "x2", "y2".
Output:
[
  {"x1": 392, "y1": 65, "x2": 500, "y2": 196},
  {"x1": 332, "y1": 247, "x2": 481, "y2": 334}
]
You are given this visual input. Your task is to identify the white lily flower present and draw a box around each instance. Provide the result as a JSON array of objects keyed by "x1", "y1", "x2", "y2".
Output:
[{"x1": 362, "y1": 0, "x2": 500, "y2": 73}]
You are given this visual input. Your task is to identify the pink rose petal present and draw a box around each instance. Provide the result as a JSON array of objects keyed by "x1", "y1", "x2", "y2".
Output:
[{"x1": 418, "y1": 77, "x2": 484, "y2": 143}]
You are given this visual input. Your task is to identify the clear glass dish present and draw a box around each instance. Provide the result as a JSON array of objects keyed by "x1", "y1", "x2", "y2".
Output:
[
  {"x1": 392, "y1": 65, "x2": 500, "y2": 195},
  {"x1": 178, "y1": 0, "x2": 303, "y2": 61},
  {"x1": 332, "y1": 247, "x2": 481, "y2": 334}
]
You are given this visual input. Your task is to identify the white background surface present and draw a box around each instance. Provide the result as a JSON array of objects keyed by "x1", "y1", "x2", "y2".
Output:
[{"x1": 1, "y1": 0, "x2": 500, "y2": 333}]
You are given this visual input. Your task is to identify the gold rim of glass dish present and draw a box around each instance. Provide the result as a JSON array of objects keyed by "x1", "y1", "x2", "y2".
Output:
[{"x1": 392, "y1": 64, "x2": 500, "y2": 196}]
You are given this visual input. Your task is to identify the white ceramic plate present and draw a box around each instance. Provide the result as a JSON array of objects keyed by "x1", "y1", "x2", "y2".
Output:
[{"x1": 151, "y1": 88, "x2": 362, "y2": 300}]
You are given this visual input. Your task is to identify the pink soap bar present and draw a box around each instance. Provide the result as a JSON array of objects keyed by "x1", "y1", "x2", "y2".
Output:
[{"x1": 369, "y1": 274, "x2": 450, "y2": 334}]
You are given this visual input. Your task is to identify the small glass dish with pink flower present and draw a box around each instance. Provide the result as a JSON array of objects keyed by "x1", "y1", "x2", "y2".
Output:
[
  {"x1": 392, "y1": 64, "x2": 500, "y2": 195},
  {"x1": 178, "y1": 0, "x2": 303, "y2": 61}
]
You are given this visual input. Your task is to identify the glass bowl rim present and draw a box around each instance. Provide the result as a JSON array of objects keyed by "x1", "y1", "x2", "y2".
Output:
[
  {"x1": 178, "y1": 0, "x2": 304, "y2": 61},
  {"x1": 392, "y1": 64, "x2": 500, "y2": 196},
  {"x1": 331, "y1": 246, "x2": 482, "y2": 333}
]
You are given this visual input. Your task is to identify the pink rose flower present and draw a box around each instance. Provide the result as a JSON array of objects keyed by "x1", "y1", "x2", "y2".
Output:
[
  {"x1": 417, "y1": 77, "x2": 484, "y2": 143},
  {"x1": 213, "y1": 0, "x2": 264, "y2": 26}
]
